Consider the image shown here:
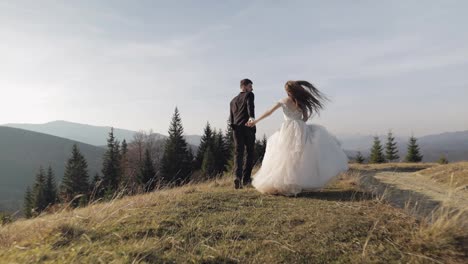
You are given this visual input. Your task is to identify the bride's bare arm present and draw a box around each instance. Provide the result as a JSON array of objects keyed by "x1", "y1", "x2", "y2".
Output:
[{"x1": 247, "y1": 103, "x2": 281, "y2": 127}]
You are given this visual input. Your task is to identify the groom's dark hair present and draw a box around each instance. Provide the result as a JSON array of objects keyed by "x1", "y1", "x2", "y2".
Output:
[{"x1": 240, "y1": 78, "x2": 253, "y2": 87}]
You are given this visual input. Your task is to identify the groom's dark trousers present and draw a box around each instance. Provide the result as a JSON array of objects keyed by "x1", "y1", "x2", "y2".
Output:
[
  {"x1": 230, "y1": 91, "x2": 256, "y2": 184},
  {"x1": 232, "y1": 125, "x2": 256, "y2": 184}
]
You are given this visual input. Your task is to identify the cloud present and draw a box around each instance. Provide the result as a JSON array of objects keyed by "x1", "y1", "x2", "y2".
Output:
[{"x1": 0, "y1": 1, "x2": 467, "y2": 137}]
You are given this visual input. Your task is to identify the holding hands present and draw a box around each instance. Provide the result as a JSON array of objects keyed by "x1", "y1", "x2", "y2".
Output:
[{"x1": 245, "y1": 120, "x2": 256, "y2": 127}]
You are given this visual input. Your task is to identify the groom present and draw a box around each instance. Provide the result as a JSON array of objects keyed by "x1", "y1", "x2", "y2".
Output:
[{"x1": 229, "y1": 78, "x2": 256, "y2": 189}]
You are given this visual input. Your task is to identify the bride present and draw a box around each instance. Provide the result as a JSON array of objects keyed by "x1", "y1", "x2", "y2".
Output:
[{"x1": 246, "y1": 80, "x2": 349, "y2": 196}]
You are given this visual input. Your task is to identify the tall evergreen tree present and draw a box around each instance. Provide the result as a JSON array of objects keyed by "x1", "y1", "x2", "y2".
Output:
[
  {"x1": 355, "y1": 151, "x2": 365, "y2": 164},
  {"x1": 101, "y1": 128, "x2": 122, "y2": 193},
  {"x1": 32, "y1": 166, "x2": 48, "y2": 213},
  {"x1": 369, "y1": 137, "x2": 385, "y2": 163},
  {"x1": 201, "y1": 146, "x2": 216, "y2": 177},
  {"x1": 139, "y1": 148, "x2": 157, "y2": 191},
  {"x1": 405, "y1": 136, "x2": 423, "y2": 162},
  {"x1": 121, "y1": 139, "x2": 128, "y2": 157},
  {"x1": 60, "y1": 144, "x2": 90, "y2": 205},
  {"x1": 115, "y1": 140, "x2": 121, "y2": 160},
  {"x1": 45, "y1": 165, "x2": 58, "y2": 206},
  {"x1": 195, "y1": 122, "x2": 214, "y2": 169},
  {"x1": 160, "y1": 107, "x2": 192, "y2": 185},
  {"x1": 224, "y1": 124, "x2": 234, "y2": 152},
  {"x1": 385, "y1": 130, "x2": 399, "y2": 162},
  {"x1": 213, "y1": 129, "x2": 227, "y2": 174},
  {"x1": 120, "y1": 139, "x2": 130, "y2": 186},
  {"x1": 23, "y1": 186, "x2": 33, "y2": 218},
  {"x1": 224, "y1": 124, "x2": 235, "y2": 171},
  {"x1": 90, "y1": 173, "x2": 104, "y2": 200}
]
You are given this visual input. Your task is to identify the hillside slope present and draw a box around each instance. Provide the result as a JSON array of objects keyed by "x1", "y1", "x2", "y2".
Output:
[
  {"x1": 0, "y1": 126, "x2": 105, "y2": 212},
  {"x1": 4, "y1": 121, "x2": 146, "y2": 146},
  {"x1": 0, "y1": 172, "x2": 466, "y2": 263},
  {"x1": 4, "y1": 120, "x2": 202, "y2": 147}
]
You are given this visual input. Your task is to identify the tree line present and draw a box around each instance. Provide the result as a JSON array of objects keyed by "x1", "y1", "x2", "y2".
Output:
[
  {"x1": 354, "y1": 130, "x2": 448, "y2": 164},
  {"x1": 23, "y1": 107, "x2": 267, "y2": 218}
]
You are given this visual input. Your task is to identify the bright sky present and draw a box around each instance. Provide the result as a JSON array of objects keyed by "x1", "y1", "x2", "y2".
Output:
[{"x1": 1, "y1": 0, "x2": 467, "y2": 137}]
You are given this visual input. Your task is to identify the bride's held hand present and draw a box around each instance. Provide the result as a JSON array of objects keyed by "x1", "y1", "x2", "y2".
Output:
[{"x1": 245, "y1": 120, "x2": 256, "y2": 127}]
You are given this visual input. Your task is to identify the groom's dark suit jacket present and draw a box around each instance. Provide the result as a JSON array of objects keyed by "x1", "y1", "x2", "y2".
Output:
[
  {"x1": 229, "y1": 91, "x2": 256, "y2": 132},
  {"x1": 230, "y1": 91, "x2": 256, "y2": 183}
]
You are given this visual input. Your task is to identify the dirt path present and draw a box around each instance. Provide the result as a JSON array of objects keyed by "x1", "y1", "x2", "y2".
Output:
[{"x1": 359, "y1": 170, "x2": 468, "y2": 217}]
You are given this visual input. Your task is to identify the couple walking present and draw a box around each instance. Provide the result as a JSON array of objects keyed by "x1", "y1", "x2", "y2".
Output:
[{"x1": 229, "y1": 79, "x2": 348, "y2": 195}]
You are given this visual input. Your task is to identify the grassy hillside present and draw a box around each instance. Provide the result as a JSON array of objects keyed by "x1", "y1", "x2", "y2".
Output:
[
  {"x1": 3, "y1": 121, "x2": 142, "y2": 147},
  {"x1": 0, "y1": 126, "x2": 105, "y2": 212},
  {"x1": 0, "y1": 170, "x2": 466, "y2": 263},
  {"x1": 417, "y1": 162, "x2": 468, "y2": 189},
  {"x1": 4, "y1": 120, "x2": 202, "y2": 147}
]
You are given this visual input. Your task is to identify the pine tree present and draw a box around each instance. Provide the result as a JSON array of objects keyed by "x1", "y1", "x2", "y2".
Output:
[
  {"x1": 355, "y1": 151, "x2": 365, "y2": 164},
  {"x1": 369, "y1": 137, "x2": 385, "y2": 163},
  {"x1": 23, "y1": 186, "x2": 33, "y2": 218},
  {"x1": 213, "y1": 129, "x2": 227, "y2": 174},
  {"x1": 405, "y1": 136, "x2": 423, "y2": 162},
  {"x1": 187, "y1": 149, "x2": 194, "y2": 170},
  {"x1": 139, "y1": 148, "x2": 157, "y2": 191},
  {"x1": 32, "y1": 166, "x2": 48, "y2": 213},
  {"x1": 160, "y1": 107, "x2": 193, "y2": 185},
  {"x1": 224, "y1": 124, "x2": 235, "y2": 171},
  {"x1": 60, "y1": 144, "x2": 90, "y2": 205},
  {"x1": 201, "y1": 146, "x2": 216, "y2": 177},
  {"x1": 101, "y1": 128, "x2": 122, "y2": 193},
  {"x1": 90, "y1": 173, "x2": 104, "y2": 200},
  {"x1": 385, "y1": 130, "x2": 399, "y2": 162},
  {"x1": 45, "y1": 165, "x2": 58, "y2": 206},
  {"x1": 120, "y1": 139, "x2": 130, "y2": 186},
  {"x1": 121, "y1": 139, "x2": 128, "y2": 157},
  {"x1": 195, "y1": 122, "x2": 214, "y2": 169},
  {"x1": 224, "y1": 124, "x2": 234, "y2": 152}
]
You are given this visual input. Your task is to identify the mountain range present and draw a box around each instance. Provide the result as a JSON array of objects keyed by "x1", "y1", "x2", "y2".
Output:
[
  {"x1": 4, "y1": 121, "x2": 202, "y2": 147},
  {"x1": 1, "y1": 120, "x2": 467, "y2": 212},
  {"x1": 338, "y1": 131, "x2": 468, "y2": 162},
  {"x1": 0, "y1": 126, "x2": 105, "y2": 212}
]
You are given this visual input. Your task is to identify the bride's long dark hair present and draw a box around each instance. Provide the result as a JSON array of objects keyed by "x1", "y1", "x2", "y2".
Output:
[{"x1": 285, "y1": 80, "x2": 328, "y2": 116}]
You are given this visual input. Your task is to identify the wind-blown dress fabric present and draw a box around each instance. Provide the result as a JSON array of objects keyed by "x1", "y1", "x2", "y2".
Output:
[{"x1": 252, "y1": 98, "x2": 349, "y2": 195}]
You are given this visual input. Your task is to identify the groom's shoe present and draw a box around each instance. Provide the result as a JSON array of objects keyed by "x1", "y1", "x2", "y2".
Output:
[
  {"x1": 234, "y1": 179, "x2": 242, "y2": 189},
  {"x1": 243, "y1": 178, "x2": 252, "y2": 187}
]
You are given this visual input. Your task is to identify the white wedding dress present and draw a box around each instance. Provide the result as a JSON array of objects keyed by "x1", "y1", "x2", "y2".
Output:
[{"x1": 252, "y1": 98, "x2": 349, "y2": 195}]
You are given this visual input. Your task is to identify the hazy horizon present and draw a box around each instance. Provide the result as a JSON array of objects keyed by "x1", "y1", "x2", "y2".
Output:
[
  {"x1": 1, "y1": 1, "x2": 467, "y2": 138},
  {"x1": 3, "y1": 119, "x2": 467, "y2": 139}
]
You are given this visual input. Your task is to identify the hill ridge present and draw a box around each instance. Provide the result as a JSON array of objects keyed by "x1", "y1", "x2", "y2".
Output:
[{"x1": 0, "y1": 170, "x2": 466, "y2": 263}]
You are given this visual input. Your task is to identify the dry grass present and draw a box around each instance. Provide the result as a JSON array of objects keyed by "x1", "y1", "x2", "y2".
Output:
[
  {"x1": 0, "y1": 169, "x2": 466, "y2": 263},
  {"x1": 350, "y1": 162, "x2": 438, "y2": 172},
  {"x1": 417, "y1": 162, "x2": 468, "y2": 190}
]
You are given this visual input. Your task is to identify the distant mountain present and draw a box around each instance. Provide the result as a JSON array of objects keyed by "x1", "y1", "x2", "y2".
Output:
[
  {"x1": 0, "y1": 126, "x2": 105, "y2": 212},
  {"x1": 3, "y1": 121, "x2": 153, "y2": 146},
  {"x1": 337, "y1": 134, "x2": 409, "y2": 152},
  {"x1": 339, "y1": 131, "x2": 468, "y2": 162},
  {"x1": 418, "y1": 131, "x2": 468, "y2": 162},
  {"x1": 3, "y1": 121, "x2": 202, "y2": 147}
]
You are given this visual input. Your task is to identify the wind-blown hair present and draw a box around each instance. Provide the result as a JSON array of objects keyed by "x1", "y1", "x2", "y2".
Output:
[{"x1": 285, "y1": 80, "x2": 328, "y2": 117}]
